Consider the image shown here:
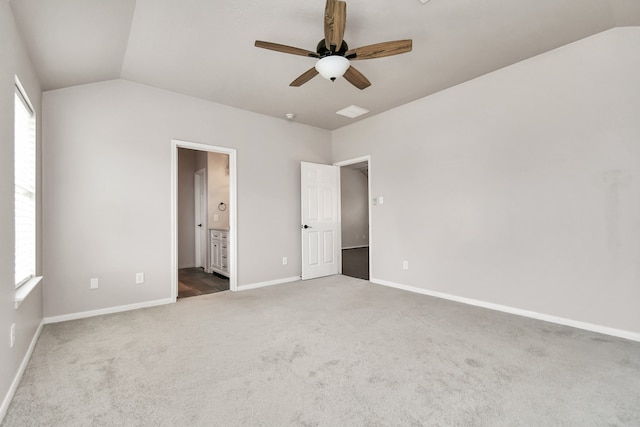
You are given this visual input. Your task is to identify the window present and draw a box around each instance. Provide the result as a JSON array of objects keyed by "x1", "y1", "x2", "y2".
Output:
[{"x1": 14, "y1": 78, "x2": 36, "y2": 288}]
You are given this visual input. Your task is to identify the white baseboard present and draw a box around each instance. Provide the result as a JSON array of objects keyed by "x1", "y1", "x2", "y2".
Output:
[
  {"x1": 342, "y1": 245, "x2": 369, "y2": 250},
  {"x1": 43, "y1": 298, "x2": 175, "y2": 324},
  {"x1": 238, "y1": 276, "x2": 300, "y2": 291},
  {"x1": 371, "y1": 277, "x2": 640, "y2": 342},
  {"x1": 1, "y1": 319, "x2": 44, "y2": 423}
]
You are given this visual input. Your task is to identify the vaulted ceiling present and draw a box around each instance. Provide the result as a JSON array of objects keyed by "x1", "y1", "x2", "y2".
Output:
[{"x1": 9, "y1": 0, "x2": 640, "y2": 130}]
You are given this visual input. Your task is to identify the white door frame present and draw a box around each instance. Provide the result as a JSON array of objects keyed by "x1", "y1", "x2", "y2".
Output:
[
  {"x1": 171, "y1": 139, "x2": 238, "y2": 300},
  {"x1": 333, "y1": 155, "x2": 372, "y2": 280},
  {"x1": 194, "y1": 168, "x2": 207, "y2": 269}
]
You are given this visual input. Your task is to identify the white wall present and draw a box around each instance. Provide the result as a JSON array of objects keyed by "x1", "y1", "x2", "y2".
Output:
[
  {"x1": 177, "y1": 148, "x2": 196, "y2": 268},
  {"x1": 340, "y1": 168, "x2": 369, "y2": 248},
  {"x1": 42, "y1": 79, "x2": 331, "y2": 318},
  {"x1": 0, "y1": 2, "x2": 43, "y2": 419},
  {"x1": 332, "y1": 28, "x2": 640, "y2": 335},
  {"x1": 207, "y1": 152, "x2": 230, "y2": 229}
]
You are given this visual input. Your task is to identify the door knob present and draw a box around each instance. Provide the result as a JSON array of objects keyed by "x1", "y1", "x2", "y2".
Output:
[
  {"x1": 198, "y1": 224, "x2": 202, "y2": 227},
  {"x1": 302, "y1": 224, "x2": 312, "y2": 229}
]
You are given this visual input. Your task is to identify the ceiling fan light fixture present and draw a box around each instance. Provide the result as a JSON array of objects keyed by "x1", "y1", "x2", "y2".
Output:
[{"x1": 315, "y1": 55, "x2": 350, "y2": 81}]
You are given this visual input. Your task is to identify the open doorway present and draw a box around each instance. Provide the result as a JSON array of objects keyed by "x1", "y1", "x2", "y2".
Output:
[
  {"x1": 177, "y1": 149, "x2": 231, "y2": 297},
  {"x1": 171, "y1": 140, "x2": 237, "y2": 301},
  {"x1": 336, "y1": 157, "x2": 371, "y2": 280}
]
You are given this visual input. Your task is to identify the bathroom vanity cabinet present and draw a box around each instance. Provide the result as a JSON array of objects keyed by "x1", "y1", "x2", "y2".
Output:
[{"x1": 210, "y1": 229, "x2": 229, "y2": 277}]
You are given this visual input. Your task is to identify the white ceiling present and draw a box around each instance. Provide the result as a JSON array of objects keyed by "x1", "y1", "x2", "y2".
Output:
[{"x1": 9, "y1": 0, "x2": 640, "y2": 130}]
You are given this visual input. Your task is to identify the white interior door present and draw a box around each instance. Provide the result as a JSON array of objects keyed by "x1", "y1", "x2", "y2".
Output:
[
  {"x1": 194, "y1": 169, "x2": 207, "y2": 269},
  {"x1": 301, "y1": 161, "x2": 340, "y2": 280}
]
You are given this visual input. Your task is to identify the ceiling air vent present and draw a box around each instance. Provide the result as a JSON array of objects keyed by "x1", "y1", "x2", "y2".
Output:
[{"x1": 336, "y1": 105, "x2": 369, "y2": 119}]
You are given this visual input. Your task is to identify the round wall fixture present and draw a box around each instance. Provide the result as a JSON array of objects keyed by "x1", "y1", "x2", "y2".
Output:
[{"x1": 218, "y1": 202, "x2": 227, "y2": 211}]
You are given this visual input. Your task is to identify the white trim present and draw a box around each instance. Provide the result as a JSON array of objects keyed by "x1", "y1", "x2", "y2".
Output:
[
  {"x1": 14, "y1": 276, "x2": 43, "y2": 309},
  {"x1": 237, "y1": 276, "x2": 300, "y2": 291},
  {"x1": 171, "y1": 140, "x2": 238, "y2": 299},
  {"x1": 334, "y1": 156, "x2": 372, "y2": 280},
  {"x1": 342, "y1": 245, "x2": 369, "y2": 250},
  {"x1": 43, "y1": 298, "x2": 173, "y2": 324},
  {"x1": 337, "y1": 167, "x2": 342, "y2": 274},
  {"x1": 171, "y1": 143, "x2": 178, "y2": 302},
  {"x1": 333, "y1": 156, "x2": 371, "y2": 167},
  {"x1": 1, "y1": 320, "x2": 44, "y2": 423},
  {"x1": 371, "y1": 278, "x2": 640, "y2": 343},
  {"x1": 14, "y1": 76, "x2": 34, "y2": 115}
]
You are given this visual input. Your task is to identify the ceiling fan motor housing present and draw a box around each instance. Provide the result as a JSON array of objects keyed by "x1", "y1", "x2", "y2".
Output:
[{"x1": 317, "y1": 39, "x2": 349, "y2": 58}]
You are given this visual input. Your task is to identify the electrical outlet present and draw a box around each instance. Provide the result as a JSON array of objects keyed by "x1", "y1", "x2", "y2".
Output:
[
  {"x1": 90, "y1": 277, "x2": 99, "y2": 289},
  {"x1": 402, "y1": 261, "x2": 409, "y2": 270},
  {"x1": 282, "y1": 257, "x2": 288, "y2": 266},
  {"x1": 10, "y1": 323, "x2": 15, "y2": 348},
  {"x1": 136, "y1": 272, "x2": 145, "y2": 284}
]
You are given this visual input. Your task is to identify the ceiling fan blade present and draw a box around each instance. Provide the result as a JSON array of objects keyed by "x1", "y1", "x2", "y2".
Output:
[
  {"x1": 346, "y1": 39, "x2": 413, "y2": 60},
  {"x1": 332, "y1": 1, "x2": 347, "y2": 49},
  {"x1": 343, "y1": 66, "x2": 371, "y2": 90},
  {"x1": 255, "y1": 41, "x2": 319, "y2": 58},
  {"x1": 324, "y1": 0, "x2": 337, "y2": 50},
  {"x1": 290, "y1": 68, "x2": 319, "y2": 87}
]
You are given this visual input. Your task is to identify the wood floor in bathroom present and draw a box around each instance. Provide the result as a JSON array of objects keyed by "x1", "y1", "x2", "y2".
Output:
[{"x1": 178, "y1": 267, "x2": 229, "y2": 298}]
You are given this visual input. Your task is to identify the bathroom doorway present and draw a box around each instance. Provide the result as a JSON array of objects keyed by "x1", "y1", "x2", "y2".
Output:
[{"x1": 171, "y1": 140, "x2": 237, "y2": 300}]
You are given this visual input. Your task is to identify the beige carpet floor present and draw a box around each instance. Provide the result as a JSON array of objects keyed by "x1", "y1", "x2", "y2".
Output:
[{"x1": 3, "y1": 275, "x2": 640, "y2": 426}]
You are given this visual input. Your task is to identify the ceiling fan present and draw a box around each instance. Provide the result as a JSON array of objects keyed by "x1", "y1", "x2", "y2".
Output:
[{"x1": 255, "y1": 0, "x2": 412, "y2": 90}]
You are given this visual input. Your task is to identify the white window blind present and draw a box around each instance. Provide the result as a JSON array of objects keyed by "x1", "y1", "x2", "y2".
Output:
[{"x1": 14, "y1": 82, "x2": 36, "y2": 287}]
